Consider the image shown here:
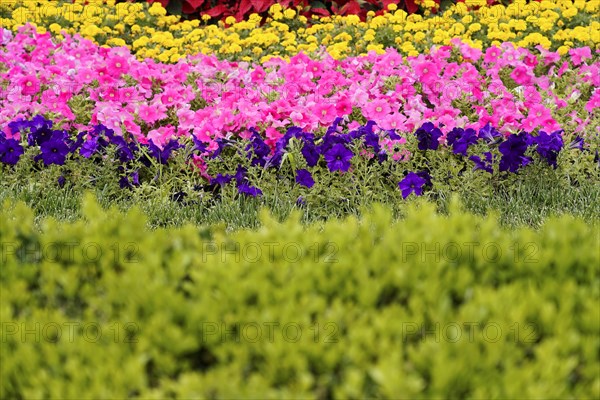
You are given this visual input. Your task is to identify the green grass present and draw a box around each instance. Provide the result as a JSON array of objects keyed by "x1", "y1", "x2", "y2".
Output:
[{"x1": 2, "y1": 172, "x2": 599, "y2": 231}]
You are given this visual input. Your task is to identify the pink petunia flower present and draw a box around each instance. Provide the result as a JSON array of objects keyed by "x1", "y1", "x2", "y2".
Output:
[
  {"x1": 313, "y1": 102, "x2": 337, "y2": 125},
  {"x1": 569, "y1": 47, "x2": 592, "y2": 66},
  {"x1": 364, "y1": 99, "x2": 391, "y2": 120},
  {"x1": 18, "y1": 75, "x2": 40, "y2": 96}
]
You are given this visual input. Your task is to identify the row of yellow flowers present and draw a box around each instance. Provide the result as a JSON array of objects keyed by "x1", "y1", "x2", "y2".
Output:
[{"x1": 1, "y1": 0, "x2": 598, "y2": 62}]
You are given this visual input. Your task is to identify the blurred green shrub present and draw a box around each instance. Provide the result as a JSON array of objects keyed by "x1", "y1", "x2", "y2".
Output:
[{"x1": 1, "y1": 194, "x2": 598, "y2": 398}]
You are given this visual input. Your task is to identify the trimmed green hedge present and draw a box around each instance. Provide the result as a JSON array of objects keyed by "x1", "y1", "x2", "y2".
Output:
[{"x1": 1, "y1": 195, "x2": 599, "y2": 399}]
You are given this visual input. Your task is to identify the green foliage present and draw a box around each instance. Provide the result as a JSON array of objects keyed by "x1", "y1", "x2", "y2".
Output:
[{"x1": 1, "y1": 196, "x2": 599, "y2": 398}]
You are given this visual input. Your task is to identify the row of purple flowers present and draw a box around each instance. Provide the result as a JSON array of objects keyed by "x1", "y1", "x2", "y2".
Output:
[{"x1": 0, "y1": 115, "x2": 591, "y2": 199}]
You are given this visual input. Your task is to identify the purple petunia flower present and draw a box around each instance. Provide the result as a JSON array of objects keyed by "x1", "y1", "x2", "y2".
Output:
[
  {"x1": 93, "y1": 124, "x2": 115, "y2": 138},
  {"x1": 234, "y1": 166, "x2": 247, "y2": 184},
  {"x1": 469, "y1": 152, "x2": 494, "y2": 174},
  {"x1": 454, "y1": 128, "x2": 478, "y2": 156},
  {"x1": 35, "y1": 133, "x2": 70, "y2": 166},
  {"x1": 415, "y1": 122, "x2": 442, "y2": 151},
  {"x1": 478, "y1": 123, "x2": 502, "y2": 143},
  {"x1": 499, "y1": 132, "x2": 532, "y2": 173},
  {"x1": 319, "y1": 133, "x2": 351, "y2": 155},
  {"x1": 416, "y1": 170, "x2": 432, "y2": 187},
  {"x1": 534, "y1": 130, "x2": 563, "y2": 168},
  {"x1": 8, "y1": 118, "x2": 30, "y2": 136},
  {"x1": 238, "y1": 183, "x2": 263, "y2": 197},
  {"x1": 246, "y1": 129, "x2": 270, "y2": 167},
  {"x1": 398, "y1": 172, "x2": 427, "y2": 199},
  {"x1": 30, "y1": 115, "x2": 53, "y2": 133},
  {"x1": 324, "y1": 143, "x2": 353, "y2": 172},
  {"x1": 119, "y1": 171, "x2": 140, "y2": 189},
  {"x1": 387, "y1": 129, "x2": 401, "y2": 141},
  {"x1": 326, "y1": 117, "x2": 345, "y2": 135},
  {"x1": 0, "y1": 138, "x2": 24, "y2": 165},
  {"x1": 27, "y1": 126, "x2": 54, "y2": 146},
  {"x1": 192, "y1": 135, "x2": 209, "y2": 154},
  {"x1": 211, "y1": 173, "x2": 234, "y2": 185},
  {"x1": 296, "y1": 169, "x2": 315, "y2": 188},
  {"x1": 364, "y1": 131, "x2": 381, "y2": 153},
  {"x1": 80, "y1": 137, "x2": 99, "y2": 158},
  {"x1": 58, "y1": 176, "x2": 66, "y2": 187},
  {"x1": 302, "y1": 141, "x2": 320, "y2": 167},
  {"x1": 147, "y1": 139, "x2": 182, "y2": 164},
  {"x1": 113, "y1": 136, "x2": 137, "y2": 163},
  {"x1": 211, "y1": 137, "x2": 234, "y2": 159},
  {"x1": 569, "y1": 135, "x2": 584, "y2": 150}
]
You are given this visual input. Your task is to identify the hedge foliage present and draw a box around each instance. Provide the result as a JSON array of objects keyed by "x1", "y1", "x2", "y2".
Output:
[{"x1": 1, "y1": 195, "x2": 599, "y2": 398}]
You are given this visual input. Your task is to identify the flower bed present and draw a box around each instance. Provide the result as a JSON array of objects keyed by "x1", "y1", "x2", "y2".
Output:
[
  {"x1": 1, "y1": 24, "x2": 598, "y2": 206},
  {"x1": 2, "y1": 26, "x2": 598, "y2": 141}
]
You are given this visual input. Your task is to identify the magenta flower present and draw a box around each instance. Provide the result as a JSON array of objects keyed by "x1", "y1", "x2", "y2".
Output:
[
  {"x1": 18, "y1": 75, "x2": 40, "y2": 96},
  {"x1": 569, "y1": 47, "x2": 592, "y2": 66},
  {"x1": 314, "y1": 102, "x2": 337, "y2": 125},
  {"x1": 364, "y1": 99, "x2": 391, "y2": 120}
]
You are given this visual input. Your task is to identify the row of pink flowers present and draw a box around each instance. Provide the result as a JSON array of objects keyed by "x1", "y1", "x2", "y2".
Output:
[{"x1": 1, "y1": 25, "x2": 598, "y2": 151}]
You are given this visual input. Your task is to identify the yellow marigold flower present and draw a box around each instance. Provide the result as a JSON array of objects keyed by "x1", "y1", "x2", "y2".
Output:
[
  {"x1": 107, "y1": 37, "x2": 126, "y2": 47},
  {"x1": 414, "y1": 31, "x2": 426, "y2": 42},
  {"x1": 585, "y1": 1, "x2": 598, "y2": 13},
  {"x1": 270, "y1": 3, "x2": 283, "y2": 13},
  {"x1": 468, "y1": 23, "x2": 481, "y2": 32},
  {"x1": 454, "y1": 3, "x2": 468, "y2": 15},
  {"x1": 49, "y1": 23, "x2": 62, "y2": 34},
  {"x1": 573, "y1": 0, "x2": 585, "y2": 10},
  {"x1": 284, "y1": 9, "x2": 295, "y2": 19},
  {"x1": 387, "y1": 3, "x2": 397, "y2": 11},
  {"x1": 557, "y1": 45, "x2": 569, "y2": 55},
  {"x1": 394, "y1": 9, "x2": 408, "y2": 21},
  {"x1": 157, "y1": 52, "x2": 170, "y2": 63},
  {"x1": 225, "y1": 16, "x2": 236, "y2": 25},
  {"x1": 149, "y1": 3, "x2": 167, "y2": 17},
  {"x1": 514, "y1": 20, "x2": 527, "y2": 31},
  {"x1": 132, "y1": 36, "x2": 149, "y2": 49}
]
